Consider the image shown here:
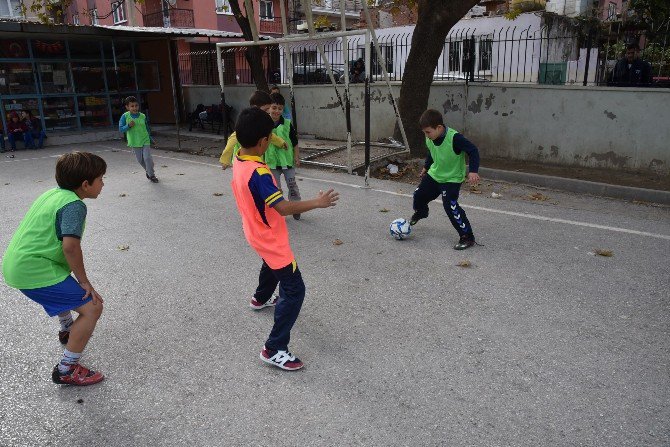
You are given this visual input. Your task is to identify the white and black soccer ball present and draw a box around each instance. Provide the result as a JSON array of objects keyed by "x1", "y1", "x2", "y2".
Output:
[{"x1": 389, "y1": 218, "x2": 411, "y2": 240}]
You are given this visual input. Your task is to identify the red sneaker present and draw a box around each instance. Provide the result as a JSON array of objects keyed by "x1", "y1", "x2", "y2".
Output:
[
  {"x1": 260, "y1": 347, "x2": 304, "y2": 371},
  {"x1": 58, "y1": 331, "x2": 69, "y2": 345},
  {"x1": 52, "y1": 364, "x2": 105, "y2": 386},
  {"x1": 250, "y1": 294, "x2": 279, "y2": 310}
]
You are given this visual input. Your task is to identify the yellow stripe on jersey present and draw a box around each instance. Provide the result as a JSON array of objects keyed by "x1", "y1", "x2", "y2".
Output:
[
  {"x1": 265, "y1": 191, "x2": 283, "y2": 205},
  {"x1": 255, "y1": 167, "x2": 272, "y2": 176}
]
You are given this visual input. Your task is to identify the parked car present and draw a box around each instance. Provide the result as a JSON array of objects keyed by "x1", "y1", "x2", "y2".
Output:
[
  {"x1": 292, "y1": 65, "x2": 345, "y2": 84},
  {"x1": 433, "y1": 73, "x2": 491, "y2": 82}
]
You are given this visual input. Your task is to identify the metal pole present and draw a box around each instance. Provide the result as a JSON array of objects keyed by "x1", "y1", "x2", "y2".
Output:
[
  {"x1": 340, "y1": 0, "x2": 352, "y2": 174},
  {"x1": 364, "y1": 31, "x2": 371, "y2": 187},
  {"x1": 167, "y1": 38, "x2": 181, "y2": 151},
  {"x1": 278, "y1": 0, "x2": 297, "y2": 131}
]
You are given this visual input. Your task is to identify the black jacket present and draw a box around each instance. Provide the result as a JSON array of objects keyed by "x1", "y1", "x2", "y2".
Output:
[{"x1": 608, "y1": 58, "x2": 652, "y2": 86}]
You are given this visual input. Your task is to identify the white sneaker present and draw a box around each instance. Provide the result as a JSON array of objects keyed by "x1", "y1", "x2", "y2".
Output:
[
  {"x1": 249, "y1": 294, "x2": 279, "y2": 310},
  {"x1": 260, "y1": 347, "x2": 304, "y2": 371}
]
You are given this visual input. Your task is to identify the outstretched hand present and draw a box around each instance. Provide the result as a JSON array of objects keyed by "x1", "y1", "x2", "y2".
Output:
[{"x1": 316, "y1": 189, "x2": 339, "y2": 208}]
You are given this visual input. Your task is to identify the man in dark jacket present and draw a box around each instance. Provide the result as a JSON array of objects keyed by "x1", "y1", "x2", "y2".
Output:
[{"x1": 608, "y1": 43, "x2": 653, "y2": 87}]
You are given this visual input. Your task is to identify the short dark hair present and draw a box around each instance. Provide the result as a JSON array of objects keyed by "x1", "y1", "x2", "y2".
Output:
[
  {"x1": 248, "y1": 90, "x2": 273, "y2": 108},
  {"x1": 55, "y1": 152, "x2": 107, "y2": 190},
  {"x1": 419, "y1": 109, "x2": 444, "y2": 129},
  {"x1": 123, "y1": 96, "x2": 138, "y2": 106},
  {"x1": 626, "y1": 43, "x2": 640, "y2": 51},
  {"x1": 270, "y1": 92, "x2": 285, "y2": 106},
  {"x1": 270, "y1": 84, "x2": 280, "y2": 91},
  {"x1": 235, "y1": 107, "x2": 274, "y2": 148}
]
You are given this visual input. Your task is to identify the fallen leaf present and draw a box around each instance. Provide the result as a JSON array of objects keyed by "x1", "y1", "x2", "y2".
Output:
[
  {"x1": 36, "y1": 180, "x2": 43, "y2": 183},
  {"x1": 77, "y1": 398, "x2": 84, "y2": 404},
  {"x1": 333, "y1": 239, "x2": 343, "y2": 246},
  {"x1": 117, "y1": 244, "x2": 130, "y2": 251},
  {"x1": 527, "y1": 192, "x2": 549, "y2": 201},
  {"x1": 379, "y1": 208, "x2": 390, "y2": 213},
  {"x1": 595, "y1": 249, "x2": 614, "y2": 257},
  {"x1": 213, "y1": 192, "x2": 223, "y2": 196},
  {"x1": 161, "y1": 165, "x2": 168, "y2": 168},
  {"x1": 457, "y1": 260, "x2": 472, "y2": 267},
  {"x1": 470, "y1": 189, "x2": 483, "y2": 195},
  {"x1": 176, "y1": 173, "x2": 185, "y2": 176},
  {"x1": 4, "y1": 183, "x2": 9, "y2": 185},
  {"x1": 119, "y1": 193, "x2": 127, "y2": 197},
  {"x1": 132, "y1": 171, "x2": 138, "y2": 174}
]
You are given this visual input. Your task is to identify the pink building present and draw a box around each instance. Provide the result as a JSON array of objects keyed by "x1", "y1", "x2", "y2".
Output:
[{"x1": 597, "y1": 0, "x2": 625, "y2": 21}]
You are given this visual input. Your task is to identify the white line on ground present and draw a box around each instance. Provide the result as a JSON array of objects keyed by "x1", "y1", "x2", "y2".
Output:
[{"x1": 12, "y1": 145, "x2": 670, "y2": 241}]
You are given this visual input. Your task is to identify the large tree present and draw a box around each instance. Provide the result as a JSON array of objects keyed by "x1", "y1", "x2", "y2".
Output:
[
  {"x1": 227, "y1": 0, "x2": 270, "y2": 92},
  {"x1": 390, "y1": 0, "x2": 480, "y2": 156}
]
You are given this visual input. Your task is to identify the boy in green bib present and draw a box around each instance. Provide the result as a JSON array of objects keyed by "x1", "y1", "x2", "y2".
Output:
[
  {"x1": 410, "y1": 109, "x2": 481, "y2": 250},
  {"x1": 2, "y1": 152, "x2": 107, "y2": 385},
  {"x1": 119, "y1": 96, "x2": 158, "y2": 183},
  {"x1": 266, "y1": 93, "x2": 302, "y2": 220}
]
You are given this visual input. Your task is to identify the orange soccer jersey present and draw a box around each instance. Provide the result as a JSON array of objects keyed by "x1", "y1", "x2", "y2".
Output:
[{"x1": 230, "y1": 154, "x2": 295, "y2": 269}]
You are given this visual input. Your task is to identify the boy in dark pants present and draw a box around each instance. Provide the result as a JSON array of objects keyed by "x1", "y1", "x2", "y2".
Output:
[
  {"x1": 231, "y1": 108, "x2": 338, "y2": 371},
  {"x1": 410, "y1": 109, "x2": 481, "y2": 250}
]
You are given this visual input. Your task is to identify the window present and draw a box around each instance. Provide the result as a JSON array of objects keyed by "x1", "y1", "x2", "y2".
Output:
[
  {"x1": 0, "y1": 63, "x2": 37, "y2": 95},
  {"x1": 293, "y1": 49, "x2": 317, "y2": 65},
  {"x1": 215, "y1": 0, "x2": 232, "y2": 14},
  {"x1": 0, "y1": 0, "x2": 22, "y2": 18},
  {"x1": 260, "y1": 0, "x2": 274, "y2": 19},
  {"x1": 112, "y1": 1, "x2": 126, "y2": 24},
  {"x1": 448, "y1": 41, "x2": 460, "y2": 72},
  {"x1": 38, "y1": 62, "x2": 72, "y2": 94},
  {"x1": 478, "y1": 39, "x2": 492, "y2": 71},
  {"x1": 89, "y1": 8, "x2": 98, "y2": 25},
  {"x1": 607, "y1": 2, "x2": 616, "y2": 20}
]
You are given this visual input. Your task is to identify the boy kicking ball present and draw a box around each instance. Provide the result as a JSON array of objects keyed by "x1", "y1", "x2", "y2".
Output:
[{"x1": 410, "y1": 109, "x2": 481, "y2": 250}]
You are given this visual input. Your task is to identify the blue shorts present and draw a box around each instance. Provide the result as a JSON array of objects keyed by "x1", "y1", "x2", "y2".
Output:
[{"x1": 20, "y1": 276, "x2": 93, "y2": 317}]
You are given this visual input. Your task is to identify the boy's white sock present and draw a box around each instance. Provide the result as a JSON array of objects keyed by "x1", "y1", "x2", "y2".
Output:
[
  {"x1": 58, "y1": 349, "x2": 81, "y2": 374},
  {"x1": 57, "y1": 311, "x2": 73, "y2": 332}
]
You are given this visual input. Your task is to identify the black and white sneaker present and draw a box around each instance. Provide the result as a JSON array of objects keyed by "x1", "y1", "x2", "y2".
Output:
[
  {"x1": 409, "y1": 212, "x2": 424, "y2": 226},
  {"x1": 260, "y1": 347, "x2": 304, "y2": 371}
]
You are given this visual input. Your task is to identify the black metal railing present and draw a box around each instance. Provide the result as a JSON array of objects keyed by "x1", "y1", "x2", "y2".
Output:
[
  {"x1": 178, "y1": 24, "x2": 670, "y2": 87},
  {"x1": 143, "y1": 8, "x2": 194, "y2": 28}
]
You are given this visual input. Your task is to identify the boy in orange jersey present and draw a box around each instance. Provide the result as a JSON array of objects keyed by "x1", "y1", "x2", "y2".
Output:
[{"x1": 230, "y1": 107, "x2": 338, "y2": 371}]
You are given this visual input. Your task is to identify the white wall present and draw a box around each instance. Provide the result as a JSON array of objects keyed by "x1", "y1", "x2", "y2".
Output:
[{"x1": 183, "y1": 83, "x2": 670, "y2": 175}]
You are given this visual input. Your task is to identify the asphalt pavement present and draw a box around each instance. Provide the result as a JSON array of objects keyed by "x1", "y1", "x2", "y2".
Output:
[{"x1": 1, "y1": 143, "x2": 669, "y2": 447}]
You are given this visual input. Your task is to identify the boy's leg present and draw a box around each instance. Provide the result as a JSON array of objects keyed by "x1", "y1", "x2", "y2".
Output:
[
  {"x1": 24, "y1": 132, "x2": 35, "y2": 149},
  {"x1": 133, "y1": 148, "x2": 146, "y2": 169},
  {"x1": 0, "y1": 136, "x2": 5, "y2": 152},
  {"x1": 36, "y1": 131, "x2": 45, "y2": 149},
  {"x1": 441, "y1": 182, "x2": 475, "y2": 249},
  {"x1": 284, "y1": 168, "x2": 301, "y2": 201},
  {"x1": 284, "y1": 168, "x2": 301, "y2": 220},
  {"x1": 270, "y1": 168, "x2": 284, "y2": 193},
  {"x1": 411, "y1": 174, "x2": 441, "y2": 225},
  {"x1": 252, "y1": 260, "x2": 279, "y2": 306},
  {"x1": 265, "y1": 261, "x2": 305, "y2": 352},
  {"x1": 142, "y1": 145, "x2": 156, "y2": 178},
  {"x1": 7, "y1": 132, "x2": 16, "y2": 150},
  {"x1": 66, "y1": 299, "x2": 103, "y2": 354}
]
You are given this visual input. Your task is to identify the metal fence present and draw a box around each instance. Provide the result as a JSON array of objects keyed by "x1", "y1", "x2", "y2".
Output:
[{"x1": 178, "y1": 24, "x2": 670, "y2": 87}]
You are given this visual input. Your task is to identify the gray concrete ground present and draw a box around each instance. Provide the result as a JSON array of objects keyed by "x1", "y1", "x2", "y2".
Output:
[{"x1": 1, "y1": 143, "x2": 669, "y2": 447}]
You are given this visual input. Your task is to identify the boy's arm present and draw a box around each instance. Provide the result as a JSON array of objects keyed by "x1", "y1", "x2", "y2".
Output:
[
  {"x1": 119, "y1": 113, "x2": 130, "y2": 133},
  {"x1": 270, "y1": 133, "x2": 288, "y2": 149},
  {"x1": 220, "y1": 132, "x2": 238, "y2": 168},
  {"x1": 62, "y1": 237, "x2": 103, "y2": 304},
  {"x1": 453, "y1": 133, "x2": 481, "y2": 185},
  {"x1": 273, "y1": 189, "x2": 338, "y2": 216},
  {"x1": 421, "y1": 151, "x2": 433, "y2": 177}
]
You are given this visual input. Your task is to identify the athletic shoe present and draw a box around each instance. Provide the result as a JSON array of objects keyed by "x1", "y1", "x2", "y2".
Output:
[
  {"x1": 58, "y1": 330, "x2": 69, "y2": 345},
  {"x1": 51, "y1": 364, "x2": 105, "y2": 386},
  {"x1": 454, "y1": 234, "x2": 475, "y2": 250},
  {"x1": 260, "y1": 347, "x2": 304, "y2": 371},
  {"x1": 409, "y1": 212, "x2": 424, "y2": 226},
  {"x1": 293, "y1": 214, "x2": 301, "y2": 220},
  {"x1": 250, "y1": 293, "x2": 279, "y2": 310},
  {"x1": 149, "y1": 175, "x2": 159, "y2": 183}
]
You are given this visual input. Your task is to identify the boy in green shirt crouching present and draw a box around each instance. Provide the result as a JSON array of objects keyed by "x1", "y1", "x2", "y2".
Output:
[{"x1": 2, "y1": 152, "x2": 107, "y2": 386}]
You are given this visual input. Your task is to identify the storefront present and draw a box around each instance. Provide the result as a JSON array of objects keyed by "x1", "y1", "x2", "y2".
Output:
[{"x1": 0, "y1": 22, "x2": 242, "y2": 137}]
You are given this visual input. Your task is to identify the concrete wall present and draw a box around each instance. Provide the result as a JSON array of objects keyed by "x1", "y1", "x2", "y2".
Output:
[{"x1": 182, "y1": 83, "x2": 670, "y2": 174}]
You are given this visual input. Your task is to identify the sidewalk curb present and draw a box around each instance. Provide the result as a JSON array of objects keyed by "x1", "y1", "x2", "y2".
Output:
[{"x1": 479, "y1": 167, "x2": 670, "y2": 205}]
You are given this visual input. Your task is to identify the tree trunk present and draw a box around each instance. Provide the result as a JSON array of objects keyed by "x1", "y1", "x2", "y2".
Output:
[
  {"x1": 394, "y1": 0, "x2": 480, "y2": 157},
  {"x1": 229, "y1": 0, "x2": 270, "y2": 92}
]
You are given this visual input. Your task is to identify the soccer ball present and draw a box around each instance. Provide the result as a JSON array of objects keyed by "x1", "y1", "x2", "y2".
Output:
[{"x1": 389, "y1": 218, "x2": 411, "y2": 240}]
